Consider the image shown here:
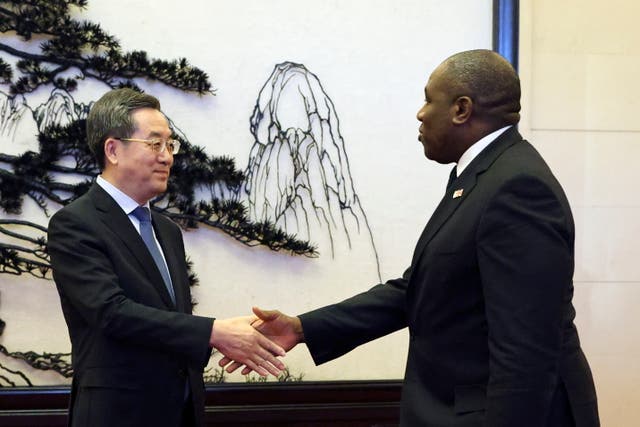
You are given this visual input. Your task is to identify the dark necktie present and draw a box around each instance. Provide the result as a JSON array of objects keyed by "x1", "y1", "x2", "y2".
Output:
[
  {"x1": 131, "y1": 206, "x2": 176, "y2": 304},
  {"x1": 446, "y1": 165, "x2": 458, "y2": 191}
]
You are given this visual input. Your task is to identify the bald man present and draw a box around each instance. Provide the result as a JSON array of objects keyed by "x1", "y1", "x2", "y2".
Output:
[{"x1": 226, "y1": 50, "x2": 599, "y2": 427}]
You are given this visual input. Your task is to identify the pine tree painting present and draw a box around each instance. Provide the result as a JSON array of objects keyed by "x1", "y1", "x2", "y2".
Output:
[
  {"x1": 0, "y1": 0, "x2": 315, "y2": 385},
  {"x1": 0, "y1": 0, "x2": 384, "y2": 386}
]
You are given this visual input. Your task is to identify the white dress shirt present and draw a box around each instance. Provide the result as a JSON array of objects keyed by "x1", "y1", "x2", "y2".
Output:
[
  {"x1": 96, "y1": 175, "x2": 170, "y2": 266},
  {"x1": 456, "y1": 125, "x2": 511, "y2": 176}
]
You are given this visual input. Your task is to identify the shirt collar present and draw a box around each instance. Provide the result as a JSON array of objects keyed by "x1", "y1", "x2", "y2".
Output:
[
  {"x1": 456, "y1": 125, "x2": 511, "y2": 176},
  {"x1": 96, "y1": 175, "x2": 149, "y2": 215}
]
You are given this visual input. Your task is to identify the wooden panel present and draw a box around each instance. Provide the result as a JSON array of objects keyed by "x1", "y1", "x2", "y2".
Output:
[{"x1": 0, "y1": 380, "x2": 402, "y2": 427}]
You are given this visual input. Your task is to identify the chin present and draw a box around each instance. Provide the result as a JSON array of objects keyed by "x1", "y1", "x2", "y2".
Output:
[
  {"x1": 150, "y1": 183, "x2": 168, "y2": 197},
  {"x1": 424, "y1": 149, "x2": 448, "y2": 165}
]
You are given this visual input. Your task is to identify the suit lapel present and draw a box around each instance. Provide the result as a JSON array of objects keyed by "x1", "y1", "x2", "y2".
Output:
[
  {"x1": 89, "y1": 184, "x2": 176, "y2": 308},
  {"x1": 411, "y1": 128, "x2": 523, "y2": 268}
]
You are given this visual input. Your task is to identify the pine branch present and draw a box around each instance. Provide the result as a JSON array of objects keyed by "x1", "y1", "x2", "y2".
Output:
[
  {"x1": 0, "y1": 362, "x2": 32, "y2": 386},
  {"x1": 0, "y1": 219, "x2": 50, "y2": 278},
  {"x1": 159, "y1": 209, "x2": 317, "y2": 257},
  {"x1": 0, "y1": 2, "x2": 214, "y2": 95},
  {"x1": 0, "y1": 344, "x2": 72, "y2": 381}
]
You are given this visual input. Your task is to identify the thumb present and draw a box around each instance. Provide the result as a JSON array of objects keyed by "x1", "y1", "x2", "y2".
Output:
[{"x1": 252, "y1": 306, "x2": 280, "y2": 321}]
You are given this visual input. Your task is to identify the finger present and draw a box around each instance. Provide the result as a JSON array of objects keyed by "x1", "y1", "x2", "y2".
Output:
[
  {"x1": 262, "y1": 351, "x2": 286, "y2": 370},
  {"x1": 245, "y1": 358, "x2": 270, "y2": 377},
  {"x1": 262, "y1": 359, "x2": 283, "y2": 377},
  {"x1": 225, "y1": 361, "x2": 244, "y2": 373},
  {"x1": 252, "y1": 355, "x2": 282, "y2": 377},
  {"x1": 241, "y1": 366, "x2": 253, "y2": 375},
  {"x1": 259, "y1": 335, "x2": 286, "y2": 357},
  {"x1": 247, "y1": 348, "x2": 282, "y2": 377},
  {"x1": 253, "y1": 345, "x2": 286, "y2": 371},
  {"x1": 219, "y1": 356, "x2": 243, "y2": 373},
  {"x1": 253, "y1": 306, "x2": 279, "y2": 321}
]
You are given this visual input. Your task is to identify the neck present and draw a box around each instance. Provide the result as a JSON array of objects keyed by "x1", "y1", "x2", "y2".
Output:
[{"x1": 100, "y1": 169, "x2": 150, "y2": 205}]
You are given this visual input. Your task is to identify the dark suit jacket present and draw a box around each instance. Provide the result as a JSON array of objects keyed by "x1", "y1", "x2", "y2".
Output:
[
  {"x1": 300, "y1": 128, "x2": 599, "y2": 427},
  {"x1": 48, "y1": 183, "x2": 213, "y2": 427}
]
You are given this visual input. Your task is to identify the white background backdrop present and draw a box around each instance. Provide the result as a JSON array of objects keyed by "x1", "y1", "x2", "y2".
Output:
[{"x1": 0, "y1": 0, "x2": 492, "y2": 383}]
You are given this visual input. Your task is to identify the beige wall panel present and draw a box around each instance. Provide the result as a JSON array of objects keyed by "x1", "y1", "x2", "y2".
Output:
[
  {"x1": 532, "y1": 0, "x2": 640, "y2": 54},
  {"x1": 530, "y1": 53, "x2": 588, "y2": 129},
  {"x1": 582, "y1": 55, "x2": 640, "y2": 131},
  {"x1": 580, "y1": 131, "x2": 640, "y2": 207},
  {"x1": 525, "y1": 0, "x2": 640, "y2": 422},
  {"x1": 586, "y1": 355, "x2": 640, "y2": 427},
  {"x1": 533, "y1": 130, "x2": 640, "y2": 282},
  {"x1": 573, "y1": 206, "x2": 640, "y2": 282},
  {"x1": 533, "y1": 130, "x2": 640, "y2": 208},
  {"x1": 530, "y1": 130, "x2": 587, "y2": 207},
  {"x1": 573, "y1": 282, "x2": 640, "y2": 426},
  {"x1": 531, "y1": 53, "x2": 640, "y2": 131},
  {"x1": 574, "y1": 282, "x2": 640, "y2": 357}
]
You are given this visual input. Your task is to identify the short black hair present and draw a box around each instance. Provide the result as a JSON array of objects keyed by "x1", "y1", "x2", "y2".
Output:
[
  {"x1": 86, "y1": 88, "x2": 161, "y2": 169},
  {"x1": 443, "y1": 49, "x2": 521, "y2": 126}
]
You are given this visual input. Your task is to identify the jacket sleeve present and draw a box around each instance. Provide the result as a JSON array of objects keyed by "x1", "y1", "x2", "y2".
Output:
[
  {"x1": 299, "y1": 268, "x2": 410, "y2": 365},
  {"x1": 477, "y1": 173, "x2": 574, "y2": 426}
]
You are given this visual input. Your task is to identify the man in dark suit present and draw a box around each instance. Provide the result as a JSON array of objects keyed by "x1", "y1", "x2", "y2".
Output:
[
  {"x1": 48, "y1": 88, "x2": 286, "y2": 427},
  {"x1": 221, "y1": 50, "x2": 600, "y2": 426}
]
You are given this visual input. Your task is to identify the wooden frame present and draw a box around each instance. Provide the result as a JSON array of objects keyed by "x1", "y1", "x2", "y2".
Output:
[{"x1": 0, "y1": 381, "x2": 403, "y2": 427}]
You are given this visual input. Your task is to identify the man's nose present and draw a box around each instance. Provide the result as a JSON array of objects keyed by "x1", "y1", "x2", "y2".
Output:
[{"x1": 158, "y1": 149, "x2": 173, "y2": 165}]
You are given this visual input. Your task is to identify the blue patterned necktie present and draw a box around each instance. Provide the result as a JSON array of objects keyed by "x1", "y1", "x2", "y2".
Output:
[{"x1": 131, "y1": 206, "x2": 176, "y2": 304}]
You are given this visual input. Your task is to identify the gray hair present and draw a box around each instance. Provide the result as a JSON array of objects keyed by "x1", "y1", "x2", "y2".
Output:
[
  {"x1": 86, "y1": 88, "x2": 161, "y2": 169},
  {"x1": 442, "y1": 49, "x2": 521, "y2": 126}
]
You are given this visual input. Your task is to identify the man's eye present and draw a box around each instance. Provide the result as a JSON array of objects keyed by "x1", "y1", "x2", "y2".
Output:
[{"x1": 151, "y1": 141, "x2": 162, "y2": 151}]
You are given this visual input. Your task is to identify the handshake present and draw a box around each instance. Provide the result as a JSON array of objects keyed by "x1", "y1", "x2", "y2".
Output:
[{"x1": 209, "y1": 307, "x2": 304, "y2": 377}]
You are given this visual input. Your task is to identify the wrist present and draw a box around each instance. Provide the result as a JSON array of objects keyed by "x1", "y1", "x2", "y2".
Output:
[{"x1": 293, "y1": 316, "x2": 305, "y2": 343}]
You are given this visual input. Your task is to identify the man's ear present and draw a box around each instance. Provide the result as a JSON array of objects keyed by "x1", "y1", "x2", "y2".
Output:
[
  {"x1": 104, "y1": 138, "x2": 119, "y2": 166},
  {"x1": 452, "y1": 96, "x2": 473, "y2": 125}
]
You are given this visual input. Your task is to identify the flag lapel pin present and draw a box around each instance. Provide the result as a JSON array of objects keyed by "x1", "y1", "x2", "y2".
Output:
[{"x1": 453, "y1": 189, "x2": 464, "y2": 199}]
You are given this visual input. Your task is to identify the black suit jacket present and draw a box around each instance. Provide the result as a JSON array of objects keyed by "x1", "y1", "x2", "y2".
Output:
[
  {"x1": 300, "y1": 128, "x2": 599, "y2": 426},
  {"x1": 48, "y1": 183, "x2": 213, "y2": 427}
]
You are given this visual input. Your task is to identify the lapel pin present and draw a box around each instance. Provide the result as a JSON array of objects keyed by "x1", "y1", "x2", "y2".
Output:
[{"x1": 453, "y1": 189, "x2": 464, "y2": 199}]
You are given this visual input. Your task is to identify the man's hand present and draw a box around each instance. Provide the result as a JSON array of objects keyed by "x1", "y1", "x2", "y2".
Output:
[
  {"x1": 210, "y1": 315, "x2": 286, "y2": 377},
  {"x1": 218, "y1": 307, "x2": 304, "y2": 375}
]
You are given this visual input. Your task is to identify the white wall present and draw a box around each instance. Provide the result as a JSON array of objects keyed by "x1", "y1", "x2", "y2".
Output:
[{"x1": 519, "y1": 1, "x2": 640, "y2": 425}]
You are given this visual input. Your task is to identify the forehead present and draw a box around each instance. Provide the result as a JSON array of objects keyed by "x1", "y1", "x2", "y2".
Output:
[
  {"x1": 131, "y1": 108, "x2": 170, "y2": 136},
  {"x1": 424, "y1": 64, "x2": 451, "y2": 97}
]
